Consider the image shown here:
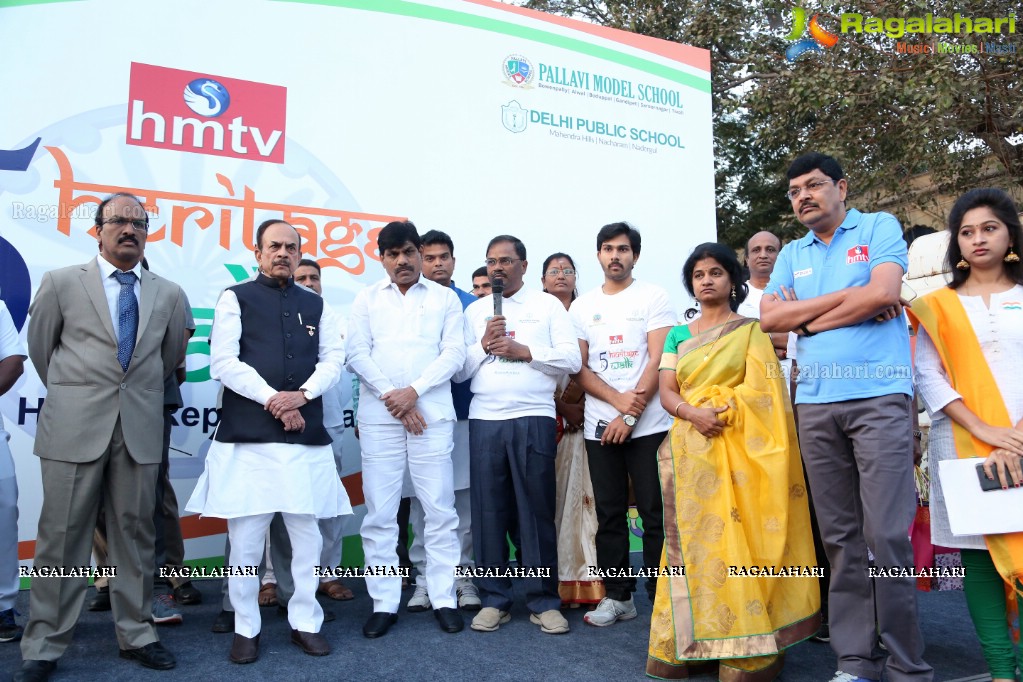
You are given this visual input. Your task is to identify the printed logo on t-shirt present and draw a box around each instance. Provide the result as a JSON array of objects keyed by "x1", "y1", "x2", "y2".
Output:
[
  {"x1": 794, "y1": 268, "x2": 813, "y2": 278},
  {"x1": 846, "y1": 245, "x2": 869, "y2": 264},
  {"x1": 609, "y1": 334, "x2": 623, "y2": 344},
  {"x1": 1002, "y1": 300, "x2": 1022, "y2": 311}
]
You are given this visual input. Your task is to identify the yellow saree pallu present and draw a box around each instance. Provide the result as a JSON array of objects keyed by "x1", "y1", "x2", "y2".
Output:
[
  {"x1": 909, "y1": 288, "x2": 1023, "y2": 635},
  {"x1": 647, "y1": 320, "x2": 820, "y2": 681}
]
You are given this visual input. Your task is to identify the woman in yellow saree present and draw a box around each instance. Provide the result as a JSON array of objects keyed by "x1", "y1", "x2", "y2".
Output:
[{"x1": 647, "y1": 243, "x2": 820, "y2": 681}]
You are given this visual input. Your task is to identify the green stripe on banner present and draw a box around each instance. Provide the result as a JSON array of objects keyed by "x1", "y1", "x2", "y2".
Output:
[
  {"x1": 273, "y1": 0, "x2": 712, "y2": 94},
  {"x1": 0, "y1": 0, "x2": 80, "y2": 6}
]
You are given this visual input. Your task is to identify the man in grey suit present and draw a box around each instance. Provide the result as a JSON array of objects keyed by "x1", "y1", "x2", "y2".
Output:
[{"x1": 15, "y1": 193, "x2": 187, "y2": 682}]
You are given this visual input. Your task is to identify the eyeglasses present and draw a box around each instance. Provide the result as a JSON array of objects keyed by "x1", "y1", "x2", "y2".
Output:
[
  {"x1": 545, "y1": 268, "x2": 576, "y2": 277},
  {"x1": 785, "y1": 179, "x2": 835, "y2": 201},
  {"x1": 485, "y1": 257, "x2": 522, "y2": 267},
  {"x1": 102, "y1": 217, "x2": 149, "y2": 233}
]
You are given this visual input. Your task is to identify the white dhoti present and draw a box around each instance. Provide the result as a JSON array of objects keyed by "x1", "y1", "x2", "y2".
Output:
[{"x1": 186, "y1": 440, "x2": 352, "y2": 635}]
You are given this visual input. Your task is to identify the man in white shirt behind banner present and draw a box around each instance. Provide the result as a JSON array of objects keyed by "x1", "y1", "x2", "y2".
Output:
[
  {"x1": 346, "y1": 221, "x2": 466, "y2": 639},
  {"x1": 456, "y1": 235, "x2": 581, "y2": 635}
]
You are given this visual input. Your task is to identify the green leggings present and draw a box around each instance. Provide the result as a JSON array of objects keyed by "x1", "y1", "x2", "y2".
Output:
[{"x1": 961, "y1": 549, "x2": 1022, "y2": 679}]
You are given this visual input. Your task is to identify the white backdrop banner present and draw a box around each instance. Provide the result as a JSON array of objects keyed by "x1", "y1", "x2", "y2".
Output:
[{"x1": 0, "y1": 0, "x2": 714, "y2": 569}]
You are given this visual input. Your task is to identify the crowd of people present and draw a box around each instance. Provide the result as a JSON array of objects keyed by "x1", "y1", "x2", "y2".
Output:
[{"x1": 1, "y1": 151, "x2": 1021, "y2": 682}]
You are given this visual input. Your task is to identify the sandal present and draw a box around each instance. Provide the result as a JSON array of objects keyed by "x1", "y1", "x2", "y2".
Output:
[
  {"x1": 317, "y1": 579, "x2": 354, "y2": 601},
  {"x1": 258, "y1": 582, "x2": 278, "y2": 607}
]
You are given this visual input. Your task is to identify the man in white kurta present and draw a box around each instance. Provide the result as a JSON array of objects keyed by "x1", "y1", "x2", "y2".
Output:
[
  {"x1": 186, "y1": 221, "x2": 350, "y2": 663},
  {"x1": 346, "y1": 221, "x2": 466, "y2": 638},
  {"x1": 0, "y1": 301, "x2": 26, "y2": 644}
]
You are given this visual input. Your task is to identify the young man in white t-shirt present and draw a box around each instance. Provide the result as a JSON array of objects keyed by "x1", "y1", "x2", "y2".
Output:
[{"x1": 569, "y1": 223, "x2": 675, "y2": 627}]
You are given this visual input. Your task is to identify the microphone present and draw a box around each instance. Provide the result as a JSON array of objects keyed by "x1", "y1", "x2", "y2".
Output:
[{"x1": 492, "y1": 278, "x2": 504, "y2": 317}]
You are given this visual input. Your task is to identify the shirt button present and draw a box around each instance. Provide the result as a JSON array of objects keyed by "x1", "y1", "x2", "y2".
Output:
[
  {"x1": 287, "y1": 353, "x2": 294, "y2": 359},
  {"x1": 287, "y1": 374, "x2": 294, "y2": 382},
  {"x1": 284, "y1": 312, "x2": 290, "y2": 317},
  {"x1": 283, "y1": 293, "x2": 288, "y2": 298},
  {"x1": 120, "y1": 383, "x2": 127, "y2": 389},
  {"x1": 286, "y1": 333, "x2": 292, "y2": 338}
]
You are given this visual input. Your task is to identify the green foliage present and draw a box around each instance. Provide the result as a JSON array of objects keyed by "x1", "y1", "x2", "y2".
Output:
[{"x1": 524, "y1": 0, "x2": 1022, "y2": 247}]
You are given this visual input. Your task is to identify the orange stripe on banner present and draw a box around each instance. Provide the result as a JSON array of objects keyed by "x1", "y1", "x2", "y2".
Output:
[
  {"x1": 17, "y1": 473, "x2": 366, "y2": 559},
  {"x1": 462, "y1": 0, "x2": 711, "y2": 72}
]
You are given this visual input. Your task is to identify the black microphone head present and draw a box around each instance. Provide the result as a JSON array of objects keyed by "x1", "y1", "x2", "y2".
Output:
[{"x1": 491, "y1": 278, "x2": 504, "y2": 296}]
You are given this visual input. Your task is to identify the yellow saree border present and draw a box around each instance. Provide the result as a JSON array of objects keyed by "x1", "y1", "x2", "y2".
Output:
[{"x1": 909, "y1": 288, "x2": 1023, "y2": 600}]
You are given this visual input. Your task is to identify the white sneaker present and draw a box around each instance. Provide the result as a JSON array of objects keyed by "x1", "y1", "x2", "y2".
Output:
[
  {"x1": 455, "y1": 577, "x2": 481, "y2": 611},
  {"x1": 470, "y1": 607, "x2": 510, "y2": 632},
  {"x1": 582, "y1": 596, "x2": 637, "y2": 627},
  {"x1": 406, "y1": 583, "x2": 431, "y2": 612},
  {"x1": 828, "y1": 673, "x2": 878, "y2": 682}
]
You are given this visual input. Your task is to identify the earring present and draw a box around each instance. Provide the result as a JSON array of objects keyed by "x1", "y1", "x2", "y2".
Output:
[
  {"x1": 730, "y1": 286, "x2": 737, "y2": 300},
  {"x1": 956, "y1": 258, "x2": 970, "y2": 270},
  {"x1": 1005, "y1": 248, "x2": 1020, "y2": 263}
]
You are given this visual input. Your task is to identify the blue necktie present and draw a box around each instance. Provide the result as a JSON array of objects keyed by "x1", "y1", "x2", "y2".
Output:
[{"x1": 113, "y1": 271, "x2": 138, "y2": 372}]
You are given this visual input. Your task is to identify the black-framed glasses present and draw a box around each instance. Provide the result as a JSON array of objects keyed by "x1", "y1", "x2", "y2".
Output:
[
  {"x1": 102, "y1": 217, "x2": 149, "y2": 233},
  {"x1": 485, "y1": 257, "x2": 522, "y2": 267},
  {"x1": 785, "y1": 179, "x2": 835, "y2": 201},
  {"x1": 545, "y1": 268, "x2": 576, "y2": 277}
]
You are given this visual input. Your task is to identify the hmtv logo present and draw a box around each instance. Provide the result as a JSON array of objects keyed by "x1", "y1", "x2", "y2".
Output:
[{"x1": 127, "y1": 63, "x2": 287, "y2": 163}]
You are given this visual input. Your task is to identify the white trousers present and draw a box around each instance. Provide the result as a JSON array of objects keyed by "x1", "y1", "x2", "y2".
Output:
[
  {"x1": 410, "y1": 488, "x2": 473, "y2": 587},
  {"x1": 360, "y1": 420, "x2": 458, "y2": 611},
  {"x1": 228, "y1": 512, "x2": 322, "y2": 637}
]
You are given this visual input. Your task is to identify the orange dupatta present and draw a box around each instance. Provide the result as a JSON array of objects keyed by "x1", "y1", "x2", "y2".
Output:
[{"x1": 908, "y1": 287, "x2": 1023, "y2": 609}]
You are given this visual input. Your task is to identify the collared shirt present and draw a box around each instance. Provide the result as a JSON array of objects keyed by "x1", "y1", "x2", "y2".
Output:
[
  {"x1": 765, "y1": 208, "x2": 913, "y2": 404},
  {"x1": 346, "y1": 275, "x2": 466, "y2": 425},
  {"x1": 0, "y1": 301, "x2": 27, "y2": 437},
  {"x1": 95, "y1": 255, "x2": 143, "y2": 344},
  {"x1": 210, "y1": 288, "x2": 344, "y2": 406},
  {"x1": 457, "y1": 288, "x2": 581, "y2": 420}
]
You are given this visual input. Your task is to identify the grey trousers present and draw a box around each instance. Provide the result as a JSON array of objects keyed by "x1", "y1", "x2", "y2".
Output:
[{"x1": 797, "y1": 393, "x2": 932, "y2": 681}]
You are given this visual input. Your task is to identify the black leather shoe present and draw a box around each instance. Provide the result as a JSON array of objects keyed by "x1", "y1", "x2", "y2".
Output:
[
  {"x1": 290, "y1": 629, "x2": 331, "y2": 656},
  {"x1": 172, "y1": 581, "x2": 202, "y2": 605},
  {"x1": 119, "y1": 641, "x2": 176, "y2": 670},
  {"x1": 434, "y1": 607, "x2": 464, "y2": 633},
  {"x1": 88, "y1": 587, "x2": 111, "y2": 612},
  {"x1": 362, "y1": 612, "x2": 398, "y2": 638},
  {"x1": 211, "y1": 610, "x2": 235, "y2": 634},
  {"x1": 13, "y1": 660, "x2": 57, "y2": 682},
  {"x1": 278, "y1": 604, "x2": 335, "y2": 622},
  {"x1": 229, "y1": 633, "x2": 259, "y2": 664}
]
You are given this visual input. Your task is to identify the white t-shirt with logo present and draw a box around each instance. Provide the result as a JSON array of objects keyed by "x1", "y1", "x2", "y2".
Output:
[{"x1": 570, "y1": 279, "x2": 676, "y2": 440}]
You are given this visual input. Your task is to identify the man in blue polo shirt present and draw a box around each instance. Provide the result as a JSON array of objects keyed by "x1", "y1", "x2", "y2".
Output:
[{"x1": 760, "y1": 153, "x2": 931, "y2": 682}]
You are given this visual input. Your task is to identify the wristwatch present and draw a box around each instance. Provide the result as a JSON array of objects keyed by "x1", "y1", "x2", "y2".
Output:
[
  {"x1": 300, "y1": 388, "x2": 313, "y2": 403},
  {"x1": 621, "y1": 414, "x2": 638, "y2": 427}
]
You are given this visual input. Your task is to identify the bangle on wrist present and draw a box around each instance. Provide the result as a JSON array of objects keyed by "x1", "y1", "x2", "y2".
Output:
[
  {"x1": 913, "y1": 429, "x2": 922, "y2": 440},
  {"x1": 674, "y1": 403, "x2": 684, "y2": 418},
  {"x1": 800, "y1": 322, "x2": 816, "y2": 337}
]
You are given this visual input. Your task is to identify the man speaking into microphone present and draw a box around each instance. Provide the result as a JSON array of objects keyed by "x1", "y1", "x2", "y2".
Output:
[{"x1": 455, "y1": 235, "x2": 580, "y2": 635}]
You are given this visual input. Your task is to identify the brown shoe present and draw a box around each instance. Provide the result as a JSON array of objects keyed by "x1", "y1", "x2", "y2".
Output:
[
  {"x1": 290, "y1": 629, "x2": 330, "y2": 656},
  {"x1": 317, "y1": 579, "x2": 354, "y2": 601},
  {"x1": 229, "y1": 633, "x2": 259, "y2": 664},
  {"x1": 257, "y1": 583, "x2": 278, "y2": 607}
]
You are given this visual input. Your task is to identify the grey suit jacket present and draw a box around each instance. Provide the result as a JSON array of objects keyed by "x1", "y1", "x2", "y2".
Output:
[{"x1": 27, "y1": 257, "x2": 186, "y2": 464}]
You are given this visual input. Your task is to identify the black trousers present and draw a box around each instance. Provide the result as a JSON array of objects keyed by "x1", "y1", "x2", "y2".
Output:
[
  {"x1": 469, "y1": 417, "x2": 560, "y2": 613},
  {"x1": 586, "y1": 431, "x2": 665, "y2": 601}
]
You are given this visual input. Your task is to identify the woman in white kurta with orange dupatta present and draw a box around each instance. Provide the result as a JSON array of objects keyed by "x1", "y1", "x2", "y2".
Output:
[{"x1": 908, "y1": 188, "x2": 1023, "y2": 682}]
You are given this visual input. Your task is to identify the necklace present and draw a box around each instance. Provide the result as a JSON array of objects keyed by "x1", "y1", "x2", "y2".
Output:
[{"x1": 696, "y1": 313, "x2": 734, "y2": 360}]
